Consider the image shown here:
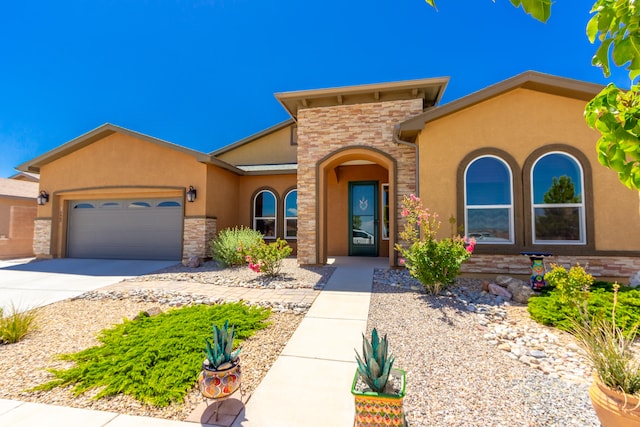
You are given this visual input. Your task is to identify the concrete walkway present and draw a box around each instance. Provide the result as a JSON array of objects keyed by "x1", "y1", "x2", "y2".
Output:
[{"x1": 0, "y1": 257, "x2": 386, "y2": 427}]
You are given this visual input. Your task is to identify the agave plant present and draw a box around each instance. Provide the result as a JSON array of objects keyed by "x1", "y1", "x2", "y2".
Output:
[
  {"x1": 204, "y1": 320, "x2": 241, "y2": 370},
  {"x1": 355, "y1": 328, "x2": 395, "y2": 393}
]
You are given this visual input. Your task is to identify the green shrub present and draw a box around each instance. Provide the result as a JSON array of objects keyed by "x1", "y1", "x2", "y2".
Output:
[
  {"x1": 245, "y1": 238, "x2": 292, "y2": 277},
  {"x1": 210, "y1": 226, "x2": 263, "y2": 267},
  {"x1": 33, "y1": 302, "x2": 271, "y2": 407},
  {"x1": 394, "y1": 194, "x2": 473, "y2": 294},
  {"x1": 528, "y1": 285, "x2": 640, "y2": 335},
  {"x1": 0, "y1": 303, "x2": 39, "y2": 344},
  {"x1": 544, "y1": 263, "x2": 594, "y2": 304}
]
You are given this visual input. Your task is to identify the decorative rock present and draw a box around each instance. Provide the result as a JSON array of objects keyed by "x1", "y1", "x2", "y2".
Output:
[
  {"x1": 530, "y1": 350, "x2": 547, "y2": 358},
  {"x1": 488, "y1": 283, "x2": 512, "y2": 300},
  {"x1": 506, "y1": 279, "x2": 536, "y2": 304},
  {"x1": 184, "y1": 256, "x2": 201, "y2": 268},
  {"x1": 629, "y1": 271, "x2": 640, "y2": 288},
  {"x1": 497, "y1": 343, "x2": 511, "y2": 352}
]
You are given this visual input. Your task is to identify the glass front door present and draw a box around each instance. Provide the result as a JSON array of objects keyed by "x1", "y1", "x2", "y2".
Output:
[{"x1": 349, "y1": 181, "x2": 378, "y2": 256}]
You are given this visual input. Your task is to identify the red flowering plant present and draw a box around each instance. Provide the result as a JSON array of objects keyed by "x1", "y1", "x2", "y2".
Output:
[
  {"x1": 244, "y1": 238, "x2": 292, "y2": 278},
  {"x1": 394, "y1": 194, "x2": 475, "y2": 294}
]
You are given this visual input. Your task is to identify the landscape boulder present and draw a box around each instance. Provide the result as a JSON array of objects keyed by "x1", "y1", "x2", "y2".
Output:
[{"x1": 495, "y1": 275, "x2": 536, "y2": 304}]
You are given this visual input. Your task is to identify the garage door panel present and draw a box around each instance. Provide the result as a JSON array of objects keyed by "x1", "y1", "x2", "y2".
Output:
[{"x1": 68, "y1": 199, "x2": 183, "y2": 260}]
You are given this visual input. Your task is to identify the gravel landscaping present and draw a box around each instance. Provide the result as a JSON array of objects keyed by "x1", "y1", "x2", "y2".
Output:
[{"x1": 0, "y1": 259, "x2": 604, "y2": 426}]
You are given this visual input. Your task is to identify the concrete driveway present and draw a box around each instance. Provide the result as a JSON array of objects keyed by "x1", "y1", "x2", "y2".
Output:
[{"x1": 0, "y1": 258, "x2": 178, "y2": 313}]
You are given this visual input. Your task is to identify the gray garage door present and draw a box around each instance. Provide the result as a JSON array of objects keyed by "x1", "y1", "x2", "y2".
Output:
[{"x1": 67, "y1": 198, "x2": 183, "y2": 260}]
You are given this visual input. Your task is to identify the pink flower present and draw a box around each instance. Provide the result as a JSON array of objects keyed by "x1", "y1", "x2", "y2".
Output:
[
  {"x1": 410, "y1": 194, "x2": 419, "y2": 202},
  {"x1": 399, "y1": 258, "x2": 406, "y2": 265},
  {"x1": 464, "y1": 237, "x2": 476, "y2": 253},
  {"x1": 249, "y1": 263, "x2": 261, "y2": 273},
  {"x1": 237, "y1": 246, "x2": 242, "y2": 252},
  {"x1": 401, "y1": 208, "x2": 410, "y2": 217}
]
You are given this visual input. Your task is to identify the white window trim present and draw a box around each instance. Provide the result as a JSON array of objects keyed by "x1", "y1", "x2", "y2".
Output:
[
  {"x1": 253, "y1": 190, "x2": 277, "y2": 239},
  {"x1": 381, "y1": 184, "x2": 390, "y2": 240},
  {"x1": 464, "y1": 155, "x2": 515, "y2": 244},
  {"x1": 530, "y1": 151, "x2": 586, "y2": 245},
  {"x1": 284, "y1": 189, "x2": 298, "y2": 239}
]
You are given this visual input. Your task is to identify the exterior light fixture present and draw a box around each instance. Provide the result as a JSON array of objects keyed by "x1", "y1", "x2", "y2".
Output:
[
  {"x1": 186, "y1": 186, "x2": 197, "y2": 203},
  {"x1": 37, "y1": 191, "x2": 49, "y2": 206}
]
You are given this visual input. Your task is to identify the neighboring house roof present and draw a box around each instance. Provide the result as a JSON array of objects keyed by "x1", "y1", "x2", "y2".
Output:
[
  {"x1": 275, "y1": 76, "x2": 450, "y2": 119},
  {"x1": 396, "y1": 71, "x2": 604, "y2": 141},
  {"x1": 9, "y1": 171, "x2": 40, "y2": 182},
  {"x1": 0, "y1": 178, "x2": 39, "y2": 199},
  {"x1": 236, "y1": 163, "x2": 298, "y2": 175},
  {"x1": 16, "y1": 123, "x2": 243, "y2": 175},
  {"x1": 211, "y1": 119, "x2": 295, "y2": 157}
]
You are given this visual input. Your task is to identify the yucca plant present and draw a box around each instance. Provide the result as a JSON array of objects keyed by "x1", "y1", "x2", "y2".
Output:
[
  {"x1": 355, "y1": 328, "x2": 395, "y2": 393},
  {"x1": 204, "y1": 320, "x2": 241, "y2": 370}
]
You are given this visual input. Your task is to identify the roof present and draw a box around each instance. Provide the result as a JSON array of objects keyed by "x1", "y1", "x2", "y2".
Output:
[
  {"x1": 275, "y1": 77, "x2": 450, "y2": 119},
  {"x1": 16, "y1": 123, "x2": 243, "y2": 175},
  {"x1": 8, "y1": 171, "x2": 40, "y2": 182},
  {"x1": 211, "y1": 119, "x2": 295, "y2": 156},
  {"x1": 396, "y1": 71, "x2": 604, "y2": 141},
  {"x1": 0, "y1": 178, "x2": 39, "y2": 199}
]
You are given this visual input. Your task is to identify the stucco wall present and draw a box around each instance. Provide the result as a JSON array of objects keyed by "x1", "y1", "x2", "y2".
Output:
[
  {"x1": 35, "y1": 132, "x2": 210, "y2": 258},
  {"x1": 216, "y1": 125, "x2": 297, "y2": 166},
  {"x1": 417, "y1": 88, "x2": 640, "y2": 255},
  {"x1": 0, "y1": 200, "x2": 36, "y2": 259}
]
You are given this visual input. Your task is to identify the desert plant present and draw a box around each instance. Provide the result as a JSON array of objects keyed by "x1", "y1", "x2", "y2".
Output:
[
  {"x1": 394, "y1": 194, "x2": 474, "y2": 294},
  {"x1": 210, "y1": 226, "x2": 263, "y2": 267},
  {"x1": 0, "y1": 303, "x2": 38, "y2": 344},
  {"x1": 571, "y1": 284, "x2": 640, "y2": 396},
  {"x1": 204, "y1": 319, "x2": 241, "y2": 370},
  {"x1": 244, "y1": 238, "x2": 292, "y2": 277},
  {"x1": 354, "y1": 328, "x2": 395, "y2": 393},
  {"x1": 545, "y1": 263, "x2": 594, "y2": 304}
]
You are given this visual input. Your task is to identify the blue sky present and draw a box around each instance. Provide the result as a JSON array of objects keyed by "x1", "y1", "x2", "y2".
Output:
[{"x1": 0, "y1": 1, "x2": 631, "y2": 178}]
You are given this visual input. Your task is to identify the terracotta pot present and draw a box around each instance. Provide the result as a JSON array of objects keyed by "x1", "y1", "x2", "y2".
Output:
[
  {"x1": 589, "y1": 377, "x2": 640, "y2": 427},
  {"x1": 351, "y1": 368, "x2": 406, "y2": 427},
  {"x1": 198, "y1": 359, "x2": 241, "y2": 399}
]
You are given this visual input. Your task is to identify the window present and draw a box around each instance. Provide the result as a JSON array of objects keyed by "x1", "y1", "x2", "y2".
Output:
[
  {"x1": 74, "y1": 203, "x2": 95, "y2": 209},
  {"x1": 253, "y1": 190, "x2": 277, "y2": 238},
  {"x1": 129, "y1": 201, "x2": 152, "y2": 208},
  {"x1": 381, "y1": 184, "x2": 390, "y2": 240},
  {"x1": 464, "y1": 156, "x2": 514, "y2": 244},
  {"x1": 157, "y1": 201, "x2": 181, "y2": 207},
  {"x1": 284, "y1": 189, "x2": 297, "y2": 239},
  {"x1": 531, "y1": 152, "x2": 585, "y2": 244}
]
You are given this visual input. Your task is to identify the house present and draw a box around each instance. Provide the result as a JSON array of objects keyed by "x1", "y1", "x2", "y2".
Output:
[
  {"x1": 0, "y1": 178, "x2": 38, "y2": 259},
  {"x1": 16, "y1": 71, "x2": 640, "y2": 278}
]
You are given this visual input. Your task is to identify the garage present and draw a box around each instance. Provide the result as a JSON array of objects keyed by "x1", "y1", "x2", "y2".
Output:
[{"x1": 67, "y1": 198, "x2": 183, "y2": 260}]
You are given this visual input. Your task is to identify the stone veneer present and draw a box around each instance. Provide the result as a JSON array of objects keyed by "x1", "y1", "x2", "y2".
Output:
[
  {"x1": 296, "y1": 99, "x2": 423, "y2": 265},
  {"x1": 182, "y1": 217, "x2": 217, "y2": 260},
  {"x1": 462, "y1": 254, "x2": 640, "y2": 279},
  {"x1": 33, "y1": 218, "x2": 52, "y2": 258}
]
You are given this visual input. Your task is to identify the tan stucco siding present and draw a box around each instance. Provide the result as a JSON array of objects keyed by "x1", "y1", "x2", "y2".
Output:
[
  {"x1": 417, "y1": 88, "x2": 640, "y2": 251},
  {"x1": 216, "y1": 125, "x2": 297, "y2": 166},
  {"x1": 205, "y1": 164, "x2": 240, "y2": 233},
  {"x1": 236, "y1": 174, "x2": 297, "y2": 228},
  {"x1": 36, "y1": 133, "x2": 210, "y2": 258},
  {"x1": 0, "y1": 198, "x2": 36, "y2": 259}
]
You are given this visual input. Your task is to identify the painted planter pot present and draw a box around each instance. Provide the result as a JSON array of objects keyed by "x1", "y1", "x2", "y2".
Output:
[
  {"x1": 589, "y1": 378, "x2": 640, "y2": 427},
  {"x1": 351, "y1": 368, "x2": 406, "y2": 427},
  {"x1": 198, "y1": 359, "x2": 241, "y2": 400}
]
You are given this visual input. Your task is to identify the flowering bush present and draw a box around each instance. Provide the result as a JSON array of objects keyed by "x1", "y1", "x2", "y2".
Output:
[
  {"x1": 210, "y1": 226, "x2": 263, "y2": 267},
  {"x1": 244, "y1": 238, "x2": 292, "y2": 277},
  {"x1": 394, "y1": 194, "x2": 474, "y2": 294}
]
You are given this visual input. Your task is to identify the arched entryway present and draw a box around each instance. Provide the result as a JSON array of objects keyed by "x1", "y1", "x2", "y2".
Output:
[{"x1": 317, "y1": 146, "x2": 397, "y2": 267}]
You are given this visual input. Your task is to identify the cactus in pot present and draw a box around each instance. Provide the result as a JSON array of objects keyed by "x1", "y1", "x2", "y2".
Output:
[
  {"x1": 352, "y1": 328, "x2": 406, "y2": 427},
  {"x1": 198, "y1": 320, "x2": 242, "y2": 399}
]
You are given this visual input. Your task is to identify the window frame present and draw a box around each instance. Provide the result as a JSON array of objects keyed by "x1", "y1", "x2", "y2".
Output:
[
  {"x1": 530, "y1": 151, "x2": 586, "y2": 245},
  {"x1": 284, "y1": 189, "x2": 298, "y2": 239},
  {"x1": 253, "y1": 189, "x2": 277, "y2": 239},
  {"x1": 463, "y1": 155, "x2": 515, "y2": 245}
]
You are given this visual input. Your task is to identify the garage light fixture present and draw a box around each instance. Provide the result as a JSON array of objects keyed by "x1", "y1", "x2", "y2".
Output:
[
  {"x1": 37, "y1": 191, "x2": 49, "y2": 206},
  {"x1": 186, "y1": 186, "x2": 197, "y2": 203}
]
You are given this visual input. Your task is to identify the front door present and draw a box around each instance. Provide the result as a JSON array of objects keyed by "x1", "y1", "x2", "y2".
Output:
[{"x1": 349, "y1": 181, "x2": 378, "y2": 256}]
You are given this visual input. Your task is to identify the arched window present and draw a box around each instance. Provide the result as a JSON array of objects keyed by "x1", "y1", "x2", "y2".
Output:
[
  {"x1": 531, "y1": 152, "x2": 585, "y2": 244},
  {"x1": 253, "y1": 190, "x2": 277, "y2": 238},
  {"x1": 464, "y1": 155, "x2": 514, "y2": 244},
  {"x1": 284, "y1": 189, "x2": 298, "y2": 239}
]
